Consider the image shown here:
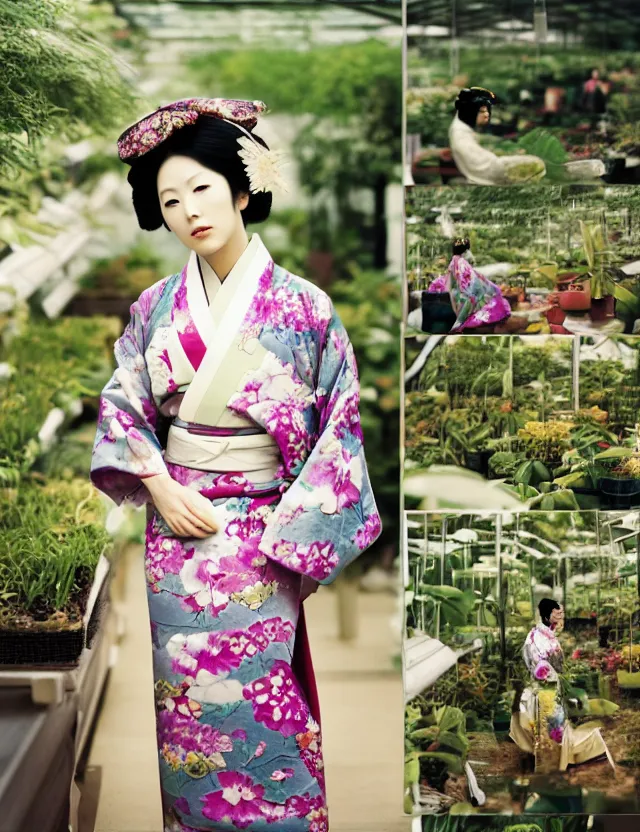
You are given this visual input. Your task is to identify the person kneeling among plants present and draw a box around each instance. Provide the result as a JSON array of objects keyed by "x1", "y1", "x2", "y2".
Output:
[
  {"x1": 426, "y1": 238, "x2": 512, "y2": 333},
  {"x1": 510, "y1": 599, "x2": 614, "y2": 773}
]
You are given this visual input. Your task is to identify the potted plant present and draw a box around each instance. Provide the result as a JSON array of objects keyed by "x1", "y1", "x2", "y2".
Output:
[
  {"x1": 615, "y1": 610, "x2": 640, "y2": 690},
  {"x1": 0, "y1": 480, "x2": 111, "y2": 666},
  {"x1": 581, "y1": 221, "x2": 617, "y2": 322},
  {"x1": 518, "y1": 420, "x2": 573, "y2": 469},
  {"x1": 558, "y1": 276, "x2": 591, "y2": 312},
  {"x1": 66, "y1": 247, "x2": 164, "y2": 325},
  {"x1": 545, "y1": 295, "x2": 566, "y2": 326},
  {"x1": 421, "y1": 289, "x2": 457, "y2": 333},
  {"x1": 595, "y1": 448, "x2": 640, "y2": 509}
]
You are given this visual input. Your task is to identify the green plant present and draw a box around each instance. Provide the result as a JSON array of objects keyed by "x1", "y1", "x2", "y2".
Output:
[
  {"x1": 405, "y1": 702, "x2": 469, "y2": 802},
  {"x1": 0, "y1": 479, "x2": 110, "y2": 627},
  {"x1": 187, "y1": 40, "x2": 401, "y2": 273},
  {"x1": 518, "y1": 420, "x2": 573, "y2": 463},
  {"x1": 413, "y1": 585, "x2": 475, "y2": 640},
  {"x1": 0, "y1": 315, "x2": 117, "y2": 479},
  {"x1": 0, "y1": 0, "x2": 136, "y2": 243}
]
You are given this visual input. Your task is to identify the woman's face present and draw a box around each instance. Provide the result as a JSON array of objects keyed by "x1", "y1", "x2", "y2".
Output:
[
  {"x1": 549, "y1": 605, "x2": 564, "y2": 632},
  {"x1": 476, "y1": 105, "x2": 491, "y2": 127},
  {"x1": 157, "y1": 155, "x2": 249, "y2": 257}
]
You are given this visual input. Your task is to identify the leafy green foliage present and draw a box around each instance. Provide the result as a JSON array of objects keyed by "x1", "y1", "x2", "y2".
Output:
[
  {"x1": 0, "y1": 315, "x2": 118, "y2": 477},
  {"x1": 0, "y1": 0, "x2": 136, "y2": 244},
  {"x1": 0, "y1": 479, "x2": 109, "y2": 625},
  {"x1": 188, "y1": 40, "x2": 401, "y2": 263},
  {"x1": 0, "y1": 0, "x2": 135, "y2": 176}
]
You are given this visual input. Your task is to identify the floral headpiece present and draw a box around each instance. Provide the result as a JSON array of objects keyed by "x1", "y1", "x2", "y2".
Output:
[{"x1": 117, "y1": 97, "x2": 288, "y2": 194}]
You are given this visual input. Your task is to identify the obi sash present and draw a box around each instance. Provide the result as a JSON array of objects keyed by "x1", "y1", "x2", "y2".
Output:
[{"x1": 164, "y1": 421, "x2": 281, "y2": 482}]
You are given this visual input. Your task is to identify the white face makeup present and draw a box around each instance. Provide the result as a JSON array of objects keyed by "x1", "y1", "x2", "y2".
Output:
[
  {"x1": 476, "y1": 105, "x2": 491, "y2": 127},
  {"x1": 157, "y1": 155, "x2": 249, "y2": 261}
]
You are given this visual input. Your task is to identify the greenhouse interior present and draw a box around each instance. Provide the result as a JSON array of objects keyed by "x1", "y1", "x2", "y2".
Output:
[
  {"x1": 406, "y1": 1, "x2": 640, "y2": 186},
  {"x1": 403, "y1": 509, "x2": 640, "y2": 817},
  {"x1": 406, "y1": 186, "x2": 640, "y2": 336},
  {"x1": 0, "y1": 2, "x2": 403, "y2": 831},
  {"x1": 405, "y1": 334, "x2": 640, "y2": 513}
]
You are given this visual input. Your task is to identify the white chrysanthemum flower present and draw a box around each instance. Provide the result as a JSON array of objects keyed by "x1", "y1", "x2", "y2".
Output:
[{"x1": 237, "y1": 136, "x2": 289, "y2": 194}]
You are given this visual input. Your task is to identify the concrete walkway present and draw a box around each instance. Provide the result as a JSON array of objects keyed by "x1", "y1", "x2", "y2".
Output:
[{"x1": 78, "y1": 545, "x2": 408, "y2": 832}]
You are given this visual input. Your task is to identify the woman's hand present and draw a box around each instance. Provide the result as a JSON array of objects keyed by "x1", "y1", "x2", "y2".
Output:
[
  {"x1": 300, "y1": 575, "x2": 319, "y2": 602},
  {"x1": 144, "y1": 473, "x2": 218, "y2": 538}
]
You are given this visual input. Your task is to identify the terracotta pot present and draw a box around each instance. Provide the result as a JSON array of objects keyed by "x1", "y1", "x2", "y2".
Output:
[
  {"x1": 546, "y1": 306, "x2": 566, "y2": 325},
  {"x1": 558, "y1": 281, "x2": 591, "y2": 312},
  {"x1": 590, "y1": 295, "x2": 616, "y2": 322},
  {"x1": 555, "y1": 272, "x2": 580, "y2": 292}
]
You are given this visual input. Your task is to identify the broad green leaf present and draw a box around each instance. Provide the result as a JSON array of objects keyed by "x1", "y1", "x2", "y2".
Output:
[
  {"x1": 587, "y1": 698, "x2": 620, "y2": 716},
  {"x1": 418, "y1": 751, "x2": 464, "y2": 774}
]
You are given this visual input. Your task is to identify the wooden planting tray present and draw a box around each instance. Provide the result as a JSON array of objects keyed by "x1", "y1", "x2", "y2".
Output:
[{"x1": 0, "y1": 554, "x2": 111, "y2": 669}]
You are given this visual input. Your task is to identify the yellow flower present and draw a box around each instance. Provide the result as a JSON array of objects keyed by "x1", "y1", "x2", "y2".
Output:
[{"x1": 230, "y1": 581, "x2": 277, "y2": 610}]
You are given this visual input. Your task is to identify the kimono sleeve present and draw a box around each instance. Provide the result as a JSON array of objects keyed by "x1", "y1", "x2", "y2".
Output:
[
  {"x1": 451, "y1": 121, "x2": 506, "y2": 185},
  {"x1": 427, "y1": 275, "x2": 448, "y2": 293},
  {"x1": 91, "y1": 297, "x2": 169, "y2": 506},
  {"x1": 258, "y1": 302, "x2": 382, "y2": 584},
  {"x1": 524, "y1": 632, "x2": 558, "y2": 683}
]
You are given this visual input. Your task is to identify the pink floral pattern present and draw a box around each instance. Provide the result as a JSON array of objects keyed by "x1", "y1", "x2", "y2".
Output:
[
  {"x1": 118, "y1": 98, "x2": 267, "y2": 161},
  {"x1": 202, "y1": 772, "x2": 327, "y2": 830},
  {"x1": 169, "y1": 618, "x2": 294, "y2": 678},
  {"x1": 243, "y1": 660, "x2": 310, "y2": 736},
  {"x1": 145, "y1": 533, "x2": 191, "y2": 592}
]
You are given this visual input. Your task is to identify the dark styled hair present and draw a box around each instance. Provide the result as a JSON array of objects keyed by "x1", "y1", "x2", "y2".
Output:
[
  {"x1": 455, "y1": 87, "x2": 497, "y2": 128},
  {"x1": 538, "y1": 597, "x2": 560, "y2": 626},
  {"x1": 126, "y1": 117, "x2": 272, "y2": 231},
  {"x1": 452, "y1": 237, "x2": 471, "y2": 256}
]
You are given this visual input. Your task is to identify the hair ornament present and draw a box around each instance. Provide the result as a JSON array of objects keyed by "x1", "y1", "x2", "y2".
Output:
[
  {"x1": 236, "y1": 134, "x2": 289, "y2": 195},
  {"x1": 117, "y1": 98, "x2": 268, "y2": 163}
]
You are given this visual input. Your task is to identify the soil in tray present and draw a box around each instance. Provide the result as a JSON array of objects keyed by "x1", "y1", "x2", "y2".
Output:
[
  {"x1": 0, "y1": 579, "x2": 90, "y2": 633},
  {"x1": 0, "y1": 574, "x2": 107, "y2": 666}
]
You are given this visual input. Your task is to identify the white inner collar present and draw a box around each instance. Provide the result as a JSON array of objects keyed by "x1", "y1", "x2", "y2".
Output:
[{"x1": 197, "y1": 233, "x2": 262, "y2": 303}]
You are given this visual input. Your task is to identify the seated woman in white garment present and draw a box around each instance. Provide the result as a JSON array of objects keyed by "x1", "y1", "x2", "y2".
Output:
[
  {"x1": 449, "y1": 87, "x2": 606, "y2": 186},
  {"x1": 510, "y1": 598, "x2": 615, "y2": 773}
]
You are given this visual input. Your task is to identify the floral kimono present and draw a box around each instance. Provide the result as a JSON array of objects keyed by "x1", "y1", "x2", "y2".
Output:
[
  {"x1": 510, "y1": 623, "x2": 613, "y2": 773},
  {"x1": 91, "y1": 233, "x2": 381, "y2": 832},
  {"x1": 427, "y1": 255, "x2": 511, "y2": 333}
]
